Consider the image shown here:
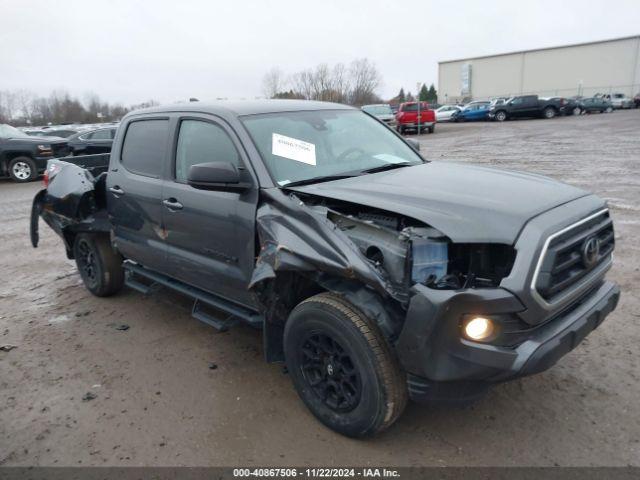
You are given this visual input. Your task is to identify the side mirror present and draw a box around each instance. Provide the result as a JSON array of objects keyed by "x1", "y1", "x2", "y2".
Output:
[
  {"x1": 187, "y1": 162, "x2": 251, "y2": 192},
  {"x1": 406, "y1": 138, "x2": 420, "y2": 151}
]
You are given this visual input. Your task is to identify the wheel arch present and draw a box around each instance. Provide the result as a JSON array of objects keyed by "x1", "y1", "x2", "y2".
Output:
[
  {"x1": 257, "y1": 272, "x2": 404, "y2": 363},
  {"x1": 61, "y1": 219, "x2": 112, "y2": 259},
  {"x1": 1, "y1": 151, "x2": 34, "y2": 175}
]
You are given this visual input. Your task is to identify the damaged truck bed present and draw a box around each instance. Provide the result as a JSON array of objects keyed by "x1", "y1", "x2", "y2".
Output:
[{"x1": 31, "y1": 100, "x2": 620, "y2": 438}]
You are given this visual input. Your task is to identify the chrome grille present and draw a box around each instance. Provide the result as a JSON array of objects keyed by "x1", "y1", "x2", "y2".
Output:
[{"x1": 535, "y1": 209, "x2": 614, "y2": 302}]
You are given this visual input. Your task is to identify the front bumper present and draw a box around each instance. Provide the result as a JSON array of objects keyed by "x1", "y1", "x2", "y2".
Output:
[{"x1": 397, "y1": 280, "x2": 620, "y2": 403}]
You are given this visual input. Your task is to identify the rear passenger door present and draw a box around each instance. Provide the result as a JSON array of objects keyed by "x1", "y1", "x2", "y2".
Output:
[
  {"x1": 509, "y1": 97, "x2": 527, "y2": 117},
  {"x1": 161, "y1": 115, "x2": 259, "y2": 308},
  {"x1": 107, "y1": 117, "x2": 170, "y2": 271}
]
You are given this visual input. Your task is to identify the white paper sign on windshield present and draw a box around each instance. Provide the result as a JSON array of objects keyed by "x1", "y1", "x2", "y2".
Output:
[{"x1": 272, "y1": 133, "x2": 316, "y2": 166}]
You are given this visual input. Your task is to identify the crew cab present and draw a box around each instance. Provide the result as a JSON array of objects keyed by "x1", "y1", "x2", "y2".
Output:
[
  {"x1": 395, "y1": 101, "x2": 436, "y2": 134},
  {"x1": 31, "y1": 100, "x2": 620, "y2": 438},
  {"x1": 488, "y1": 95, "x2": 565, "y2": 121},
  {"x1": 0, "y1": 124, "x2": 69, "y2": 182}
]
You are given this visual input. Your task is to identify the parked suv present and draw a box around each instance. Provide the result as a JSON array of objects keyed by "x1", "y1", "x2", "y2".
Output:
[
  {"x1": 32, "y1": 100, "x2": 619, "y2": 438},
  {"x1": 395, "y1": 101, "x2": 436, "y2": 134},
  {"x1": 0, "y1": 124, "x2": 69, "y2": 182},
  {"x1": 600, "y1": 93, "x2": 633, "y2": 109}
]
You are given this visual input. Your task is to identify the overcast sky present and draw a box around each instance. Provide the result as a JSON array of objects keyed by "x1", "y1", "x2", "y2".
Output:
[{"x1": 1, "y1": 0, "x2": 639, "y2": 105}]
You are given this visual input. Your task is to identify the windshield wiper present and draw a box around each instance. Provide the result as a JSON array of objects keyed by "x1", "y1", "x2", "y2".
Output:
[
  {"x1": 360, "y1": 162, "x2": 414, "y2": 175},
  {"x1": 281, "y1": 174, "x2": 358, "y2": 188}
]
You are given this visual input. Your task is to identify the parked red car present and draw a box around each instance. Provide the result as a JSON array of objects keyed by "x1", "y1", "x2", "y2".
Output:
[{"x1": 395, "y1": 102, "x2": 436, "y2": 134}]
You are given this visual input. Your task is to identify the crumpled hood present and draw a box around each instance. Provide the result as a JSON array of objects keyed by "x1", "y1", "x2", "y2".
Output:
[{"x1": 289, "y1": 162, "x2": 591, "y2": 244}]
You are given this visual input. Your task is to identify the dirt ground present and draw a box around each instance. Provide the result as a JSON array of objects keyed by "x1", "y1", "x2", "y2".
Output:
[{"x1": 1, "y1": 110, "x2": 639, "y2": 467}]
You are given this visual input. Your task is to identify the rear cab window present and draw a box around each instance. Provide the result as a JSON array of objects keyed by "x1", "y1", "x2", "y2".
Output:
[{"x1": 120, "y1": 119, "x2": 169, "y2": 177}]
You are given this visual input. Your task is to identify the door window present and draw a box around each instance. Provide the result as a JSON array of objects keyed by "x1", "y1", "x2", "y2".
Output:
[
  {"x1": 121, "y1": 119, "x2": 169, "y2": 177},
  {"x1": 91, "y1": 129, "x2": 112, "y2": 140},
  {"x1": 175, "y1": 120, "x2": 240, "y2": 183}
]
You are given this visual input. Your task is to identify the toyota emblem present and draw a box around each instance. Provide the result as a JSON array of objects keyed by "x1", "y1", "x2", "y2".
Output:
[{"x1": 582, "y1": 236, "x2": 601, "y2": 268}]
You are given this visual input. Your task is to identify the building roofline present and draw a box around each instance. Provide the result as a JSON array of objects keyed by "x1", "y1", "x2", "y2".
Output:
[{"x1": 438, "y1": 34, "x2": 640, "y2": 64}]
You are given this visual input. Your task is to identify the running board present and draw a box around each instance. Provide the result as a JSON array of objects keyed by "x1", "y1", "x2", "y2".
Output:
[{"x1": 123, "y1": 261, "x2": 263, "y2": 331}]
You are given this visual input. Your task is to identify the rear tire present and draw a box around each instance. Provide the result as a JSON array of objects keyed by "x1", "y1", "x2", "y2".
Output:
[
  {"x1": 605, "y1": 106, "x2": 613, "y2": 113},
  {"x1": 8, "y1": 157, "x2": 37, "y2": 183},
  {"x1": 73, "y1": 233, "x2": 124, "y2": 297},
  {"x1": 284, "y1": 292, "x2": 407, "y2": 438},
  {"x1": 428, "y1": 125, "x2": 435, "y2": 133}
]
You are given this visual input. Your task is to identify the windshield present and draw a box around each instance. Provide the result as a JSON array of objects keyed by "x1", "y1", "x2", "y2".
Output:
[
  {"x1": 362, "y1": 105, "x2": 393, "y2": 116},
  {"x1": 0, "y1": 124, "x2": 31, "y2": 139},
  {"x1": 241, "y1": 110, "x2": 423, "y2": 186}
]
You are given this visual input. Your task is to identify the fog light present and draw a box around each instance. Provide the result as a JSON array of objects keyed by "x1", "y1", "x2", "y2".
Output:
[{"x1": 463, "y1": 317, "x2": 494, "y2": 341}]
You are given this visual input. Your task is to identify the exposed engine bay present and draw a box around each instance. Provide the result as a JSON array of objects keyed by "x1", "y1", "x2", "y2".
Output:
[{"x1": 305, "y1": 196, "x2": 517, "y2": 294}]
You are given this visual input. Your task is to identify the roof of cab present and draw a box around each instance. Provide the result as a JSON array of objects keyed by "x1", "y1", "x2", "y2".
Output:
[{"x1": 126, "y1": 99, "x2": 355, "y2": 118}]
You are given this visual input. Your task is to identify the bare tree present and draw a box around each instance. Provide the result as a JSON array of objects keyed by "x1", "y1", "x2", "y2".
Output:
[
  {"x1": 266, "y1": 58, "x2": 382, "y2": 106},
  {"x1": 290, "y1": 69, "x2": 314, "y2": 100},
  {"x1": 332, "y1": 63, "x2": 350, "y2": 103},
  {"x1": 348, "y1": 58, "x2": 382, "y2": 106},
  {"x1": 262, "y1": 67, "x2": 285, "y2": 98},
  {"x1": 0, "y1": 88, "x2": 154, "y2": 126},
  {"x1": 0, "y1": 90, "x2": 18, "y2": 122}
]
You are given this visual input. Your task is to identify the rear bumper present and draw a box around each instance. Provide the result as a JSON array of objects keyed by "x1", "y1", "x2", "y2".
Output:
[
  {"x1": 399, "y1": 122, "x2": 435, "y2": 129},
  {"x1": 397, "y1": 280, "x2": 620, "y2": 403}
]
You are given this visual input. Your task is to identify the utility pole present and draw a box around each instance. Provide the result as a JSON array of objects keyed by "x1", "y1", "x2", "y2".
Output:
[{"x1": 416, "y1": 82, "x2": 421, "y2": 135}]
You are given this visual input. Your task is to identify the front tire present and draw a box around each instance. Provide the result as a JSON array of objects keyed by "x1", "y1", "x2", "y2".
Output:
[
  {"x1": 8, "y1": 157, "x2": 37, "y2": 182},
  {"x1": 284, "y1": 293, "x2": 407, "y2": 438},
  {"x1": 428, "y1": 125, "x2": 435, "y2": 133},
  {"x1": 73, "y1": 233, "x2": 124, "y2": 297},
  {"x1": 543, "y1": 106, "x2": 556, "y2": 119},
  {"x1": 494, "y1": 111, "x2": 507, "y2": 122}
]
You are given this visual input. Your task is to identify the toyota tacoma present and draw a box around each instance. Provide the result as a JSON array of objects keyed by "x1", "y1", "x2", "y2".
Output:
[{"x1": 31, "y1": 100, "x2": 620, "y2": 437}]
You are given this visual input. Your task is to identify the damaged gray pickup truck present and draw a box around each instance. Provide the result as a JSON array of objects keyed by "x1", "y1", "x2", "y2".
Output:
[{"x1": 31, "y1": 100, "x2": 620, "y2": 437}]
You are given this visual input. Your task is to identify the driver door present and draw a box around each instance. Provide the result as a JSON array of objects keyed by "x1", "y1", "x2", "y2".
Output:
[{"x1": 161, "y1": 115, "x2": 259, "y2": 308}]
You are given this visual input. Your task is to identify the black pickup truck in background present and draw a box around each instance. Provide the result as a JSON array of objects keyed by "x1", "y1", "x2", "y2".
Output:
[
  {"x1": 0, "y1": 124, "x2": 69, "y2": 182},
  {"x1": 488, "y1": 95, "x2": 566, "y2": 121},
  {"x1": 31, "y1": 100, "x2": 619, "y2": 437}
]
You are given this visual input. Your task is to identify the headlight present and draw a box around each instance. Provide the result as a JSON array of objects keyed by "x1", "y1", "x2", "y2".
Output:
[
  {"x1": 37, "y1": 144, "x2": 52, "y2": 152},
  {"x1": 462, "y1": 316, "x2": 495, "y2": 342}
]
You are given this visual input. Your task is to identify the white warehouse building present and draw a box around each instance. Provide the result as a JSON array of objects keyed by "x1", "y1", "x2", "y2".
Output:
[{"x1": 437, "y1": 35, "x2": 640, "y2": 103}]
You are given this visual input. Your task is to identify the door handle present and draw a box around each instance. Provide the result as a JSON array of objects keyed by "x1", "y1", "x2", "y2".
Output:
[
  {"x1": 163, "y1": 198, "x2": 183, "y2": 210},
  {"x1": 109, "y1": 186, "x2": 124, "y2": 196}
]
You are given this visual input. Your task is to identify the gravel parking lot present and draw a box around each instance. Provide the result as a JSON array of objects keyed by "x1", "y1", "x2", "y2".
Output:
[{"x1": 1, "y1": 110, "x2": 639, "y2": 467}]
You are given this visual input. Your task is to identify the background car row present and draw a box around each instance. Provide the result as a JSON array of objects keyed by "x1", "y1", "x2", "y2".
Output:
[
  {"x1": 0, "y1": 123, "x2": 118, "y2": 182},
  {"x1": 362, "y1": 91, "x2": 637, "y2": 135}
]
